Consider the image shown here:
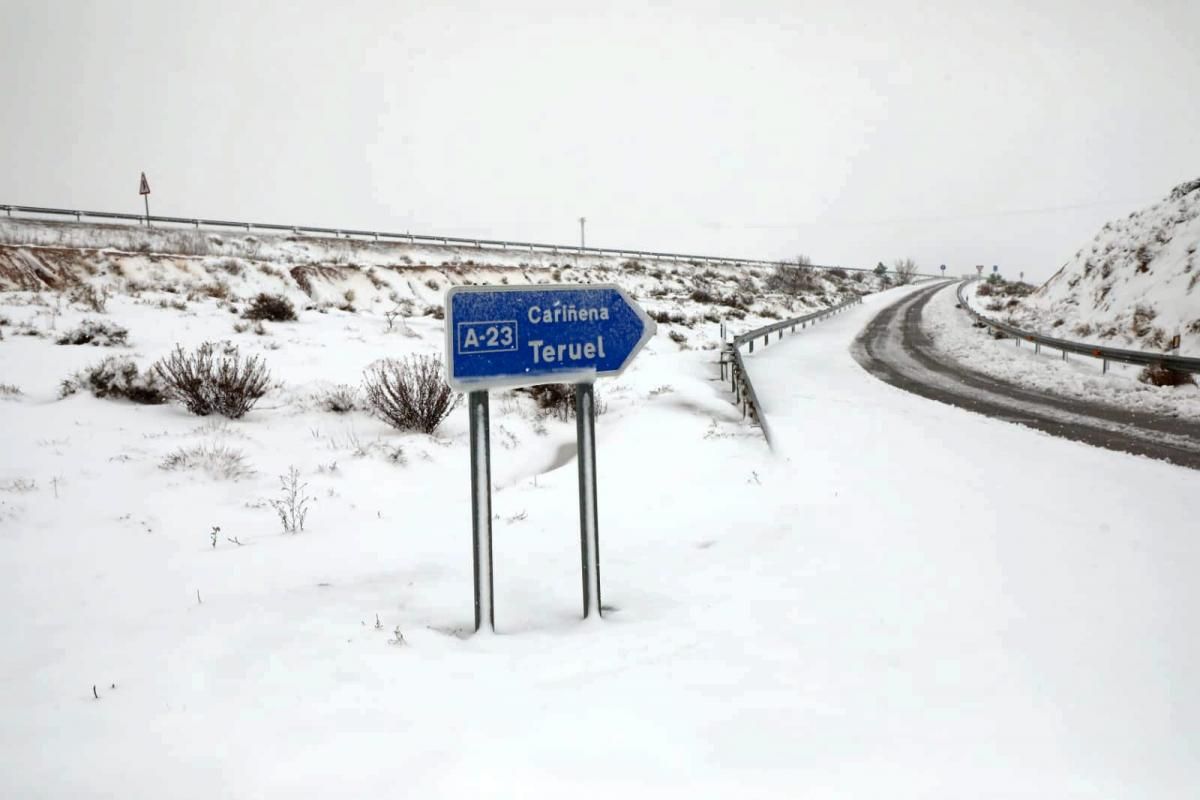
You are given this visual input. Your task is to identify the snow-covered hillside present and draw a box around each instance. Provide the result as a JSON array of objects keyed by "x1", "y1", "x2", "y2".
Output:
[
  {"x1": 1002, "y1": 178, "x2": 1200, "y2": 354},
  {"x1": 0, "y1": 218, "x2": 879, "y2": 325}
]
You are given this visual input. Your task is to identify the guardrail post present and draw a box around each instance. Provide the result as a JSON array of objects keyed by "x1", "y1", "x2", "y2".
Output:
[
  {"x1": 1103, "y1": 359, "x2": 1109, "y2": 374},
  {"x1": 749, "y1": 339, "x2": 754, "y2": 353},
  {"x1": 1062, "y1": 349, "x2": 1067, "y2": 361},
  {"x1": 1035, "y1": 342, "x2": 1040, "y2": 355}
]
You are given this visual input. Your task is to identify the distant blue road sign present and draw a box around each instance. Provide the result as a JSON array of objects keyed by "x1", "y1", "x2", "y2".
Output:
[{"x1": 444, "y1": 284, "x2": 655, "y2": 390}]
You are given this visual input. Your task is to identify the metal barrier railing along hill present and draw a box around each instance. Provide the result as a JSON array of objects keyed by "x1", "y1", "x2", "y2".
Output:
[
  {"x1": 956, "y1": 281, "x2": 1199, "y2": 375},
  {"x1": 722, "y1": 295, "x2": 864, "y2": 449},
  {"x1": 1, "y1": 203, "x2": 880, "y2": 274}
]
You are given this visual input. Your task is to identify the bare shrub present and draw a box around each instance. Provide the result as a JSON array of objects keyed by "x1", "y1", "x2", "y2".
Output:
[
  {"x1": 893, "y1": 258, "x2": 918, "y2": 285},
  {"x1": 160, "y1": 443, "x2": 253, "y2": 480},
  {"x1": 516, "y1": 383, "x2": 607, "y2": 421},
  {"x1": 56, "y1": 319, "x2": 129, "y2": 347},
  {"x1": 362, "y1": 356, "x2": 459, "y2": 434},
  {"x1": 827, "y1": 268, "x2": 849, "y2": 279},
  {"x1": 153, "y1": 343, "x2": 270, "y2": 418},
  {"x1": 1131, "y1": 305, "x2": 1157, "y2": 338},
  {"x1": 198, "y1": 282, "x2": 231, "y2": 301},
  {"x1": 689, "y1": 288, "x2": 717, "y2": 304},
  {"x1": 976, "y1": 282, "x2": 994, "y2": 297},
  {"x1": 0, "y1": 383, "x2": 22, "y2": 398},
  {"x1": 243, "y1": 293, "x2": 297, "y2": 322},
  {"x1": 321, "y1": 384, "x2": 359, "y2": 413},
  {"x1": 67, "y1": 284, "x2": 108, "y2": 313},
  {"x1": 668, "y1": 330, "x2": 688, "y2": 345},
  {"x1": 1138, "y1": 363, "x2": 1196, "y2": 388},
  {"x1": 269, "y1": 466, "x2": 311, "y2": 533},
  {"x1": 767, "y1": 264, "x2": 820, "y2": 294},
  {"x1": 60, "y1": 356, "x2": 166, "y2": 404}
]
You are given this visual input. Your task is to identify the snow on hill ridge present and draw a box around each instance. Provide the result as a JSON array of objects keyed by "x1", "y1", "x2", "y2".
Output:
[
  {"x1": 1011, "y1": 178, "x2": 1200, "y2": 354},
  {"x1": 0, "y1": 218, "x2": 878, "y2": 323}
]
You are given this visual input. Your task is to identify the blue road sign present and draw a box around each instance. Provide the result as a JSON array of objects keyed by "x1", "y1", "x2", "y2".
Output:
[{"x1": 444, "y1": 284, "x2": 655, "y2": 390}]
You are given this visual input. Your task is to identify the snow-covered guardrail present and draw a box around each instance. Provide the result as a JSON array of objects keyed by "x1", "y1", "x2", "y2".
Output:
[
  {"x1": 956, "y1": 281, "x2": 1200, "y2": 374},
  {"x1": 1, "y1": 202, "x2": 880, "y2": 275},
  {"x1": 722, "y1": 296, "x2": 864, "y2": 448}
]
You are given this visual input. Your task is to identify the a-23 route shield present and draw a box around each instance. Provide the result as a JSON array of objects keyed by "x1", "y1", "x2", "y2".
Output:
[{"x1": 444, "y1": 283, "x2": 656, "y2": 391}]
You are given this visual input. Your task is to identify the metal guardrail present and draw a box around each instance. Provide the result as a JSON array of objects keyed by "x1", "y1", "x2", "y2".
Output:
[
  {"x1": 722, "y1": 295, "x2": 865, "y2": 448},
  {"x1": 1, "y1": 202, "x2": 879, "y2": 274},
  {"x1": 956, "y1": 281, "x2": 1199, "y2": 374}
]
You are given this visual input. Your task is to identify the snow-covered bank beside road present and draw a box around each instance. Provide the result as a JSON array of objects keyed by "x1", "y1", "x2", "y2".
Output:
[
  {"x1": 940, "y1": 282, "x2": 1200, "y2": 418},
  {"x1": 743, "y1": 287, "x2": 1198, "y2": 796}
]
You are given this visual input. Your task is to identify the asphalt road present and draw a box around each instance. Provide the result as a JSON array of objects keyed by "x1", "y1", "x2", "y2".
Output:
[{"x1": 853, "y1": 282, "x2": 1200, "y2": 471}]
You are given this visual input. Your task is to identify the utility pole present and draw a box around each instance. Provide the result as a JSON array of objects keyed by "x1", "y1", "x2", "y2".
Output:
[{"x1": 579, "y1": 217, "x2": 586, "y2": 251}]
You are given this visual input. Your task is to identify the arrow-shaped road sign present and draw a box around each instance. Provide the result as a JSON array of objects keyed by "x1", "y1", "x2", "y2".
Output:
[{"x1": 445, "y1": 284, "x2": 655, "y2": 391}]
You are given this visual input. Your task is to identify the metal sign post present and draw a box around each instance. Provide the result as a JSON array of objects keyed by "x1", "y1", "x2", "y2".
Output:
[
  {"x1": 468, "y1": 391, "x2": 495, "y2": 632},
  {"x1": 445, "y1": 284, "x2": 654, "y2": 631},
  {"x1": 138, "y1": 172, "x2": 151, "y2": 225},
  {"x1": 575, "y1": 383, "x2": 601, "y2": 618}
]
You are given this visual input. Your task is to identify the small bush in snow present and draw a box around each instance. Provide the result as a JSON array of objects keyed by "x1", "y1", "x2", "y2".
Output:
[
  {"x1": 160, "y1": 443, "x2": 253, "y2": 480},
  {"x1": 55, "y1": 319, "x2": 129, "y2": 347},
  {"x1": 269, "y1": 466, "x2": 311, "y2": 534},
  {"x1": 767, "y1": 263, "x2": 820, "y2": 294},
  {"x1": 67, "y1": 284, "x2": 108, "y2": 313},
  {"x1": 321, "y1": 384, "x2": 359, "y2": 413},
  {"x1": 516, "y1": 383, "x2": 608, "y2": 422},
  {"x1": 362, "y1": 355, "x2": 459, "y2": 434},
  {"x1": 1138, "y1": 363, "x2": 1196, "y2": 388},
  {"x1": 668, "y1": 330, "x2": 688, "y2": 345},
  {"x1": 0, "y1": 383, "x2": 22, "y2": 398},
  {"x1": 976, "y1": 282, "x2": 994, "y2": 297},
  {"x1": 243, "y1": 293, "x2": 297, "y2": 322},
  {"x1": 828, "y1": 267, "x2": 849, "y2": 279},
  {"x1": 153, "y1": 342, "x2": 270, "y2": 419},
  {"x1": 60, "y1": 356, "x2": 167, "y2": 404},
  {"x1": 690, "y1": 288, "x2": 717, "y2": 304}
]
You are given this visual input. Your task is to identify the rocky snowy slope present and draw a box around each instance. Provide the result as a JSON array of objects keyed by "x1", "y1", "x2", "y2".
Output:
[{"x1": 995, "y1": 178, "x2": 1200, "y2": 354}]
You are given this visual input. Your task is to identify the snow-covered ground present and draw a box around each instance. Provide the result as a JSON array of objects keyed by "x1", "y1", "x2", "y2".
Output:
[
  {"x1": 997, "y1": 177, "x2": 1199, "y2": 354},
  {"x1": 2, "y1": 276, "x2": 1196, "y2": 797},
  {"x1": 933, "y1": 282, "x2": 1200, "y2": 418}
]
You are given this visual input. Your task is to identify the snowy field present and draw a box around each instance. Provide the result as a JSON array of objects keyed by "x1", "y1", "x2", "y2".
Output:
[
  {"x1": 936, "y1": 282, "x2": 1200, "y2": 418},
  {"x1": 1, "y1": 278, "x2": 1196, "y2": 797}
]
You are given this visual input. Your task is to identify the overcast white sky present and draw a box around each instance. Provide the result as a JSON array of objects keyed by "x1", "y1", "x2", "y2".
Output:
[{"x1": 2, "y1": 0, "x2": 1197, "y2": 279}]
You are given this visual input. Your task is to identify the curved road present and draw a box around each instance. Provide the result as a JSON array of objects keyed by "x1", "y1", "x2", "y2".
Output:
[{"x1": 853, "y1": 282, "x2": 1200, "y2": 470}]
